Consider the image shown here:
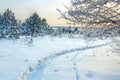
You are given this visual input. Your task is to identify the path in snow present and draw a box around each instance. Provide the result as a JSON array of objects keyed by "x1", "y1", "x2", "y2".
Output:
[
  {"x1": 72, "y1": 52, "x2": 81, "y2": 80},
  {"x1": 17, "y1": 42, "x2": 111, "y2": 80}
]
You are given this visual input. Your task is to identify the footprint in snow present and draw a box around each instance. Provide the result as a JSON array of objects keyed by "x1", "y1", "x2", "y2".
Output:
[
  {"x1": 117, "y1": 62, "x2": 120, "y2": 64},
  {"x1": 54, "y1": 69, "x2": 59, "y2": 72},
  {"x1": 25, "y1": 59, "x2": 29, "y2": 62},
  {"x1": 86, "y1": 71, "x2": 94, "y2": 78},
  {"x1": 71, "y1": 59, "x2": 73, "y2": 61},
  {"x1": 0, "y1": 55, "x2": 4, "y2": 57},
  {"x1": 66, "y1": 56, "x2": 69, "y2": 58}
]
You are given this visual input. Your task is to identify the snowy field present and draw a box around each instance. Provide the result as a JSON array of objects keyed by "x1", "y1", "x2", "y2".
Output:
[{"x1": 0, "y1": 36, "x2": 120, "y2": 80}]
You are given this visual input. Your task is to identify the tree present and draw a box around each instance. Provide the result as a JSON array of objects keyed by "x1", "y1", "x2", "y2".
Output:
[
  {"x1": 57, "y1": 0, "x2": 120, "y2": 27},
  {"x1": 3, "y1": 9, "x2": 17, "y2": 27},
  {"x1": 0, "y1": 9, "x2": 19, "y2": 38},
  {"x1": 0, "y1": 14, "x2": 4, "y2": 25},
  {"x1": 22, "y1": 12, "x2": 48, "y2": 36},
  {"x1": 0, "y1": 14, "x2": 4, "y2": 37},
  {"x1": 40, "y1": 18, "x2": 49, "y2": 34}
]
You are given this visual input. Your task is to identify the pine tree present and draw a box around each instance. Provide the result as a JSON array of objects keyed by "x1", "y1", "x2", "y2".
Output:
[
  {"x1": 2, "y1": 8, "x2": 19, "y2": 39},
  {"x1": 3, "y1": 9, "x2": 17, "y2": 26},
  {"x1": 0, "y1": 14, "x2": 4, "y2": 37},
  {"x1": 0, "y1": 14, "x2": 3, "y2": 25},
  {"x1": 22, "y1": 12, "x2": 48, "y2": 36}
]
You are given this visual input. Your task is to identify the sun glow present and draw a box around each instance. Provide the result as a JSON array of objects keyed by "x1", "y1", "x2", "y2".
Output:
[{"x1": 0, "y1": 0, "x2": 69, "y2": 26}]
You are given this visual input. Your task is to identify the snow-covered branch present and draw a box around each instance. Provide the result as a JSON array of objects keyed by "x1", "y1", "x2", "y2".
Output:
[{"x1": 57, "y1": 0, "x2": 120, "y2": 27}]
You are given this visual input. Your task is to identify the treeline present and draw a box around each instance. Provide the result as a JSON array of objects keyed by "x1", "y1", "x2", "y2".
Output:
[
  {"x1": 0, "y1": 9, "x2": 119, "y2": 40},
  {"x1": 0, "y1": 8, "x2": 50, "y2": 39}
]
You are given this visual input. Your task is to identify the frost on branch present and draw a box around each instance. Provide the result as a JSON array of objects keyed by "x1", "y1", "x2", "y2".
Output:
[{"x1": 57, "y1": 0, "x2": 120, "y2": 27}]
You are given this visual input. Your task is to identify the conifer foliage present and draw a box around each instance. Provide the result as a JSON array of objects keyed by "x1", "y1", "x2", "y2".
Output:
[
  {"x1": 0, "y1": 9, "x2": 49, "y2": 39},
  {"x1": 0, "y1": 9, "x2": 19, "y2": 38},
  {"x1": 22, "y1": 12, "x2": 48, "y2": 36}
]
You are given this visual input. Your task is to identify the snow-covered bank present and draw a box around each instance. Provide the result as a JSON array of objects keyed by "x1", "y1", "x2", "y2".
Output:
[{"x1": 0, "y1": 36, "x2": 119, "y2": 80}]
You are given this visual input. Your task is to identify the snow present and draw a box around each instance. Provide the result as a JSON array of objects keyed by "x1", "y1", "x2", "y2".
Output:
[
  {"x1": 41, "y1": 43, "x2": 120, "y2": 80},
  {"x1": 0, "y1": 36, "x2": 120, "y2": 80}
]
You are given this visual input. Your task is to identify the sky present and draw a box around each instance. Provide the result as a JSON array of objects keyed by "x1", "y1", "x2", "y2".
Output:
[{"x1": 0, "y1": 0, "x2": 69, "y2": 26}]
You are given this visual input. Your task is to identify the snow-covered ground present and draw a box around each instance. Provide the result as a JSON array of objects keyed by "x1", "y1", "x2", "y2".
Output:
[{"x1": 0, "y1": 36, "x2": 120, "y2": 80}]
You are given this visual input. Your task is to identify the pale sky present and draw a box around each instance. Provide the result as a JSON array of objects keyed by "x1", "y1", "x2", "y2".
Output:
[{"x1": 0, "y1": 0, "x2": 69, "y2": 26}]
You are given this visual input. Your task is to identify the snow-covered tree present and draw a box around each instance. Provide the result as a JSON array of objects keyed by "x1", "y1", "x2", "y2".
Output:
[
  {"x1": 57, "y1": 0, "x2": 120, "y2": 27},
  {"x1": 22, "y1": 12, "x2": 48, "y2": 36},
  {"x1": 3, "y1": 9, "x2": 17, "y2": 26},
  {"x1": 0, "y1": 14, "x2": 3, "y2": 25},
  {"x1": 1, "y1": 9, "x2": 19, "y2": 39},
  {"x1": 0, "y1": 14, "x2": 5, "y2": 37},
  {"x1": 8, "y1": 26, "x2": 20, "y2": 39}
]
